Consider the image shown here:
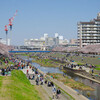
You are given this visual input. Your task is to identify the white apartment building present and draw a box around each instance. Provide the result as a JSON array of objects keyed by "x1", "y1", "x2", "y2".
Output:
[{"x1": 77, "y1": 13, "x2": 100, "y2": 47}]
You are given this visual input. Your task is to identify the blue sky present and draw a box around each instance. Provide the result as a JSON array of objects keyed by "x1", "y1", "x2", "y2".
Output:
[{"x1": 0, "y1": 0, "x2": 100, "y2": 45}]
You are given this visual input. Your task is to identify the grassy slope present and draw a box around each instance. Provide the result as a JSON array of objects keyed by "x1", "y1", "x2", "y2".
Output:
[
  {"x1": 0, "y1": 77, "x2": 3, "y2": 88},
  {"x1": 0, "y1": 70, "x2": 41, "y2": 100}
]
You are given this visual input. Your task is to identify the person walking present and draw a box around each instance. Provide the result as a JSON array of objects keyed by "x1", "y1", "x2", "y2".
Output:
[
  {"x1": 36, "y1": 77, "x2": 39, "y2": 85},
  {"x1": 32, "y1": 74, "x2": 35, "y2": 80},
  {"x1": 52, "y1": 86, "x2": 56, "y2": 99},
  {"x1": 92, "y1": 68, "x2": 94, "y2": 74},
  {"x1": 26, "y1": 69, "x2": 29, "y2": 75},
  {"x1": 56, "y1": 88, "x2": 61, "y2": 99}
]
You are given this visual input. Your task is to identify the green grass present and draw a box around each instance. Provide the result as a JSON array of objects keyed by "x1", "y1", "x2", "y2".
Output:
[
  {"x1": 14, "y1": 53, "x2": 26, "y2": 55},
  {"x1": 0, "y1": 70, "x2": 41, "y2": 100},
  {"x1": 95, "y1": 65, "x2": 100, "y2": 70},
  {"x1": 94, "y1": 65, "x2": 100, "y2": 70},
  {"x1": 95, "y1": 68, "x2": 100, "y2": 70},
  {"x1": 77, "y1": 62, "x2": 85, "y2": 65},
  {"x1": 96, "y1": 65, "x2": 100, "y2": 67},
  {"x1": 0, "y1": 76, "x2": 3, "y2": 88},
  {"x1": 11, "y1": 70, "x2": 41, "y2": 100}
]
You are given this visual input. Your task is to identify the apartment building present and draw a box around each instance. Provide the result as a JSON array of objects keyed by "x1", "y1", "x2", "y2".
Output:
[{"x1": 77, "y1": 13, "x2": 100, "y2": 47}]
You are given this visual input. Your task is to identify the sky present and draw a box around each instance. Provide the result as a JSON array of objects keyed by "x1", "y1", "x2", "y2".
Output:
[{"x1": 0, "y1": 0, "x2": 100, "y2": 45}]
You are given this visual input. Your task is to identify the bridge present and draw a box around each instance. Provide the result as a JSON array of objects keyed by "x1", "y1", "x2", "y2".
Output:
[{"x1": 9, "y1": 51, "x2": 51, "y2": 53}]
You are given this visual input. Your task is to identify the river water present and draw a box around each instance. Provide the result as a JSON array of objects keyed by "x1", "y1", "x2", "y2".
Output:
[{"x1": 19, "y1": 55, "x2": 100, "y2": 100}]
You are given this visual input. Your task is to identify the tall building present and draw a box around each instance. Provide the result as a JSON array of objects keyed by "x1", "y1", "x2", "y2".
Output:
[{"x1": 77, "y1": 13, "x2": 100, "y2": 47}]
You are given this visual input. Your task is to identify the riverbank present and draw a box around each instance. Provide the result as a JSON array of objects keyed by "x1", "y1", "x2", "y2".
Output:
[
  {"x1": 31, "y1": 53, "x2": 100, "y2": 84},
  {"x1": 16, "y1": 53, "x2": 100, "y2": 84},
  {"x1": 16, "y1": 53, "x2": 96, "y2": 90},
  {"x1": 10, "y1": 53, "x2": 100, "y2": 100},
  {"x1": 15, "y1": 53, "x2": 100, "y2": 100}
]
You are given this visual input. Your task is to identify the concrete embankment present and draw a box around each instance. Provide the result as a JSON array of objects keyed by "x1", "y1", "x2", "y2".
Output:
[
  {"x1": 75, "y1": 73, "x2": 100, "y2": 84},
  {"x1": 37, "y1": 69, "x2": 88, "y2": 100}
]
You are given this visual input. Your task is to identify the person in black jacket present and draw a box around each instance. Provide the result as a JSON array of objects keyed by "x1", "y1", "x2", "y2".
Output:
[{"x1": 56, "y1": 88, "x2": 61, "y2": 99}]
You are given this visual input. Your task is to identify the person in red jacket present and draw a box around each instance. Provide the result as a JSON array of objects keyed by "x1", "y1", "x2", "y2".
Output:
[{"x1": 27, "y1": 69, "x2": 29, "y2": 75}]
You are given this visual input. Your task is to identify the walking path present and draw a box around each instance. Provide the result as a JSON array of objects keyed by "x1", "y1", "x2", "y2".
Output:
[
  {"x1": 21, "y1": 68, "x2": 68, "y2": 100},
  {"x1": 21, "y1": 68, "x2": 89, "y2": 100}
]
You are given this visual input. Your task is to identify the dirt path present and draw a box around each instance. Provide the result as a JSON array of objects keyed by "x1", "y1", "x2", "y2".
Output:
[
  {"x1": 35, "y1": 85, "x2": 50, "y2": 100},
  {"x1": 30, "y1": 79, "x2": 50, "y2": 100}
]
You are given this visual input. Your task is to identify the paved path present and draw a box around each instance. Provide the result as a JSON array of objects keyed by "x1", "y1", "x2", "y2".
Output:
[
  {"x1": 30, "y1": 79, "x2": 67, "y2": 100},
  {"x1": 21, "y1": 68, "x2": 68, "y2": 100}
]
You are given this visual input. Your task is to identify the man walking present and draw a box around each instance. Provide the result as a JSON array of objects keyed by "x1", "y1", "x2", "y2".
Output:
[{"x1": 52, "y1": 86, "x2": 56, "y2": 99}]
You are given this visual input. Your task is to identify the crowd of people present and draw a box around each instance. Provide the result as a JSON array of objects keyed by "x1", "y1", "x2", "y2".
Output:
[
  {"x1": 0, "y1": 54, "x2": 26, "y2": 76},
  {"x1": 26, "y1": 64, "x2": 61, "y2": 99}
]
